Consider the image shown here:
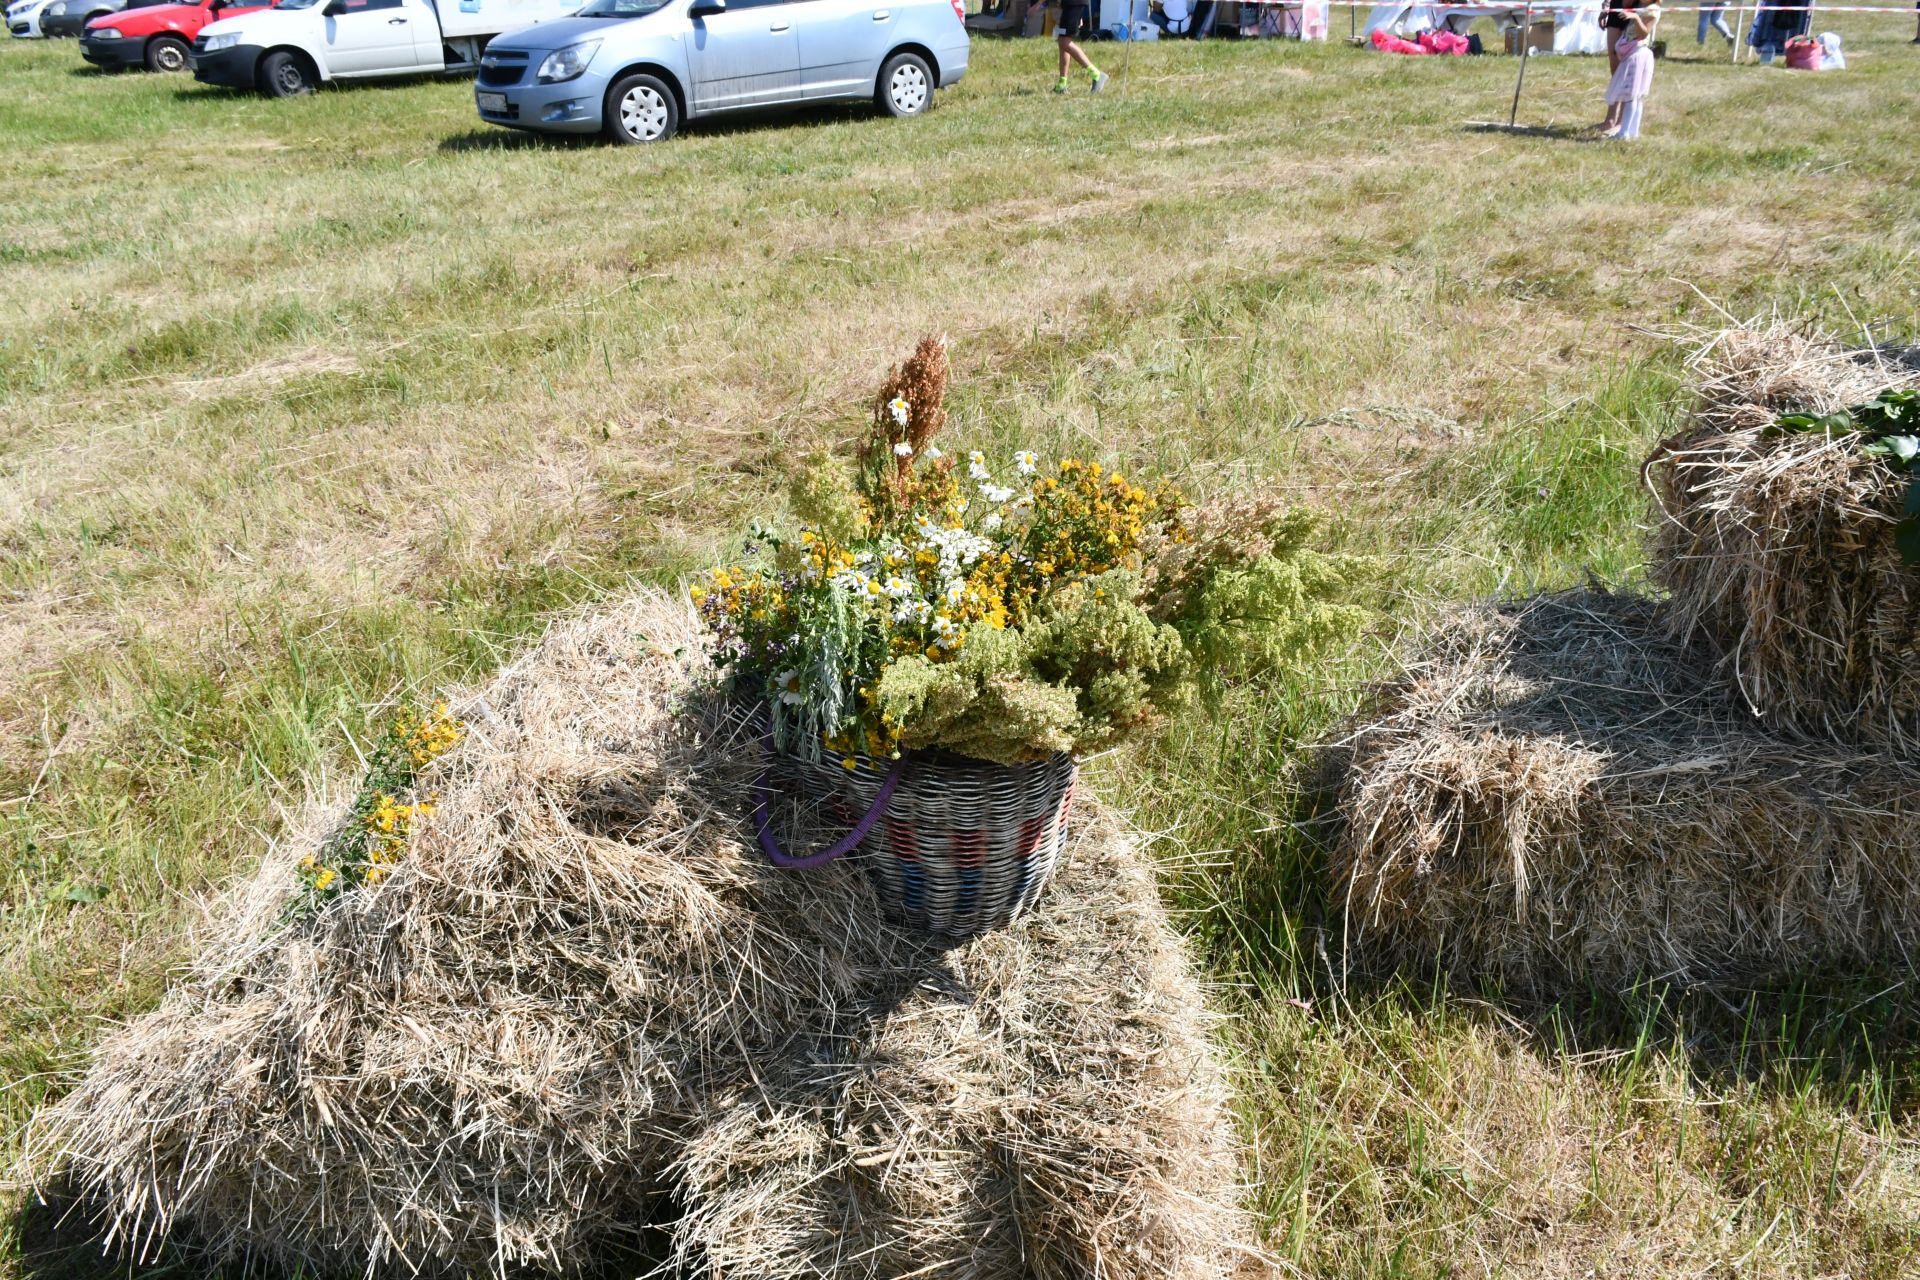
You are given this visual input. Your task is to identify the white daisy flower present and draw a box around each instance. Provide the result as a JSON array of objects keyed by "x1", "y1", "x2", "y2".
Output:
[
  {"x1": 889, "y1": 397, "x2": 910, "y2": 428},
  {"x1": 968, "y1": 451, "x2": 991, "y2": 482},
  {"x1": 1014, "y1": 449, "x2": 1038, "y2": 475},
  {"x1": 983, "y1": 513, "x2": 1004, "y2": 532},
  {"x1": 893, "y1": 440, "x2": 914, "y2": 458},
  {"x1": 775, "y1": 670, "x2": 804, "y2": 707},
  {"x1": 924, "y1": 444, "x2": 944, "y2": 460}
]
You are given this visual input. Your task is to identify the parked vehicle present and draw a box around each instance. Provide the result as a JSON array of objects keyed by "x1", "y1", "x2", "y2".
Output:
[
  {"x1": 82, "y1": 0, "x2": 268, "y2": 69},
  {"x1": 189, "y1": 0, "x2": 579, "y2": 96},
  {"x1": 7, "y1": 0, "x2": 55, "y2": 35},
  {"x1": 473, "y1": 0, "x2": 967, "y2": 143},
  {"x1": 40, "y1": 0, "x2": 126, "y2": 36}
]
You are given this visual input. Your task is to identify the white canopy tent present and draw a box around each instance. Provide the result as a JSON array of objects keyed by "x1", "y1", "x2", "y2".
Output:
[{"x1": 1364, "y1": 0, "x2": 1605, "y2": 52}]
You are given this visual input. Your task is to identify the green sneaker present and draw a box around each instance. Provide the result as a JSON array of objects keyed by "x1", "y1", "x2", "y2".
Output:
[
  {"x1": 1052, "y1": 76, "x2": 1069, "y2": 93},
  {"x1": 1090, "y1": 70, "x2": 1109, "y2": 93}
]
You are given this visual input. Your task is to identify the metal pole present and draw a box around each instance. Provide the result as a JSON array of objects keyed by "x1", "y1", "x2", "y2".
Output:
[
  {"x1": 1350, "y1": 0, "x2": 1357, "y2": 40},
  {"x1": 1120, "y1": 0, "x2": 1134, "y2": 93},
  {"x1": 1507, "y1": 0, "x2": 1534, "y2": 126},
  {"x1": 1729, "y1": 0, "x2": 1745, "y2": 62}
]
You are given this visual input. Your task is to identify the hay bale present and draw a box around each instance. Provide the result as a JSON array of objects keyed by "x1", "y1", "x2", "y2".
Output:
[
  {"x1": 23, "y1": 592, "x2": 1254, "y2": 1280},
  {"x1": 667, "y1": 811, "x2": 1248, "y2": 1280},
  {"x1": 1327, "y1": 587, "x2": 1920, "y2": 991},
  {"x1": 1645, "y1": 323, "x2": 1920, "y2": 754}
]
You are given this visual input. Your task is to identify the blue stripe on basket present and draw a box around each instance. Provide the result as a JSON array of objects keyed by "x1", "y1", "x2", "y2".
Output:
[{"x1": 900, "y1": 857, "x2": 925, "y2": 914}]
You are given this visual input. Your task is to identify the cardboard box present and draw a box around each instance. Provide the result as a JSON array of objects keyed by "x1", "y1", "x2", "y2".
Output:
[{"x1": 1503, "y1": 19, "x2": 1553, "y2": 53}]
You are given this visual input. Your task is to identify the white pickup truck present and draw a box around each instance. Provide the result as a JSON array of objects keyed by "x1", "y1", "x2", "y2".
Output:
[{"x1": 189, "y1": 0, "x2": 577, "y2": 95}]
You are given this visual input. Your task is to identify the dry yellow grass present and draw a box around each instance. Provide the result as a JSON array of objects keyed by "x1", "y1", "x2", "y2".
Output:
[{"x1": 5, "y1": 20, "x2": 1920, "y2": 1280}]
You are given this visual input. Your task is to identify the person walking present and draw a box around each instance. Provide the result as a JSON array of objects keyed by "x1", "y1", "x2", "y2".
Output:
[
  {"x1": 1043, "y1": 0, "x2": 1109, "y2": 92},
  {"x1": 1696, "y1": 0, "x2": 1733, "y2": 44},
  {"x1": 1602, "y1": 0, "x2": 1659, "y2": 140}
]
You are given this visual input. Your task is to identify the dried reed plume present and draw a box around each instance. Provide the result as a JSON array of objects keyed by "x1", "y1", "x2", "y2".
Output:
[
  {"x1": 865, "y1": 334, "x2": 951, "y2": 504},
  {"x1": 23, "y1": 591, "x2": 1256, "y2": 1279},
  {"x1": 1645, "y1": 321, "x2": 1920, "y2": 755},
  {"x1": 1327, "y1": 588, "x2": 1920, "y2": 991}
]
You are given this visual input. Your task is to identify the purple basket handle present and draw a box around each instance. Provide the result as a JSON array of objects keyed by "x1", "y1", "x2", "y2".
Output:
[{"x1": 752, "y1": 742, "x2": 906, "y2": 871}]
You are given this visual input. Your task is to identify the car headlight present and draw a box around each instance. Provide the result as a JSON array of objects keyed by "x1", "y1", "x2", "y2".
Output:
[
  {"x1": 535, "y1": 38, "x2": 598, "y2": 83},
  {"x1": 201, "y1": 30, "x2": 240, "y2": 49},
  {"x1": 92, "y1": 23, "x2": 121, "y2": 34},
  {"x1": 47, "y1": 3, "x2": 67, "y2": 14}
]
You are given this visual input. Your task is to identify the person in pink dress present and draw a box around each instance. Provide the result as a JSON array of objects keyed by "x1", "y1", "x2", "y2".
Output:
[{"x1": 1601, "y1": 0, "x2": 1660, "y2": 140}]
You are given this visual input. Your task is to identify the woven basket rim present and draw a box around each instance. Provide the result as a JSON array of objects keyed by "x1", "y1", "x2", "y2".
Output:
[{"x1": 775, "y1": 742, "x2": 1077, "y2": 773}]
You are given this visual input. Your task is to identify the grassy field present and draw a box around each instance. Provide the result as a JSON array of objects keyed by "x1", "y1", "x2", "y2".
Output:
[{"x1": 4, "y1": 14, "x2": 1920, "y2": 1277}]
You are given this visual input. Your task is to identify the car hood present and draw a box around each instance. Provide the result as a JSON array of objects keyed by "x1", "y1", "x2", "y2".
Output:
[
  {"x1": 488, "y1": 11, "x2": 628, "y2": 50},
  {"x1": 91, "y1": 1, "x2": 199, "y2": 27},
  {"x1": 198, "y1": 5, "x2": 290, "y2": 35}
]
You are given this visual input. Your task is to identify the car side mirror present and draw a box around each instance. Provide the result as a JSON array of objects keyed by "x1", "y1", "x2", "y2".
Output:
[
  {"x1": 322, "y1": 0, "x2": 347, "y2": 13},
  {"x1": 688, "y1": 0, "x2": 723, "y2": 15}
]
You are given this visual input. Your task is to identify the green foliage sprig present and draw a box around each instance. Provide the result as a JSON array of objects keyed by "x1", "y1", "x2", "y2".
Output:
[
  {"x1": 1771, "y1": 389, "x2": 1920, "y2": 565},
  {"x1": 287, "y1": 702, "x2": 461, "y2": 917}
]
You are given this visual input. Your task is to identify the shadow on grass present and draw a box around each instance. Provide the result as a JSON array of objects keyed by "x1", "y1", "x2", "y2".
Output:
[
  {"x1": 437, "y1": 127, "x2": 574, "y2": 152},
  {"x1": 12, "y1": 1184, "x2": 677, "y2": 1280},
  {"x1": 438, "y1": 100, "x2": 885, "y2": 152},
  {"x1": 1383, "y1": 962, "x2": 1920, "y2": 1116},
  {"x1": 167, "y1": 86, "x2": 251, "y2": 103},
  {"x1": 1460, "y1": 121, "x2": 1606, "y2": 141},
  {"x1": 11, "y1": 1192, "x2": 200, "y2": 1280}
]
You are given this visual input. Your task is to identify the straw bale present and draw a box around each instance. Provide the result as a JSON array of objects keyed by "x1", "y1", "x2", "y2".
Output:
[
  {"x1": 24, "y1": 591, "x2": 1253, "y2": 1280},
  {"x1": 667, "y1": 810, "x2": 1249, "y2": 1280},
  {"x1": 1646, "y1": 323, "x2": 1920, "y2": 754},
  {"x1": 1327, "y1": 587, "x2": 1920, "y2": 991}
]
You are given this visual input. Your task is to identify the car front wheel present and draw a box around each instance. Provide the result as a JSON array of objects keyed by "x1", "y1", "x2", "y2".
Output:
[
  {"x1": 145, "y1": 32, "x2": 188, "y2": 71},
  {"x1": 258, "y1": 49, "x2": 315, "y2": 97},
  {"x1": 603, "y1": 73, "x2": 677, "y2": 144},
  {"x1": 876, "y1": 51, "x2": 932, "y2": 118}
]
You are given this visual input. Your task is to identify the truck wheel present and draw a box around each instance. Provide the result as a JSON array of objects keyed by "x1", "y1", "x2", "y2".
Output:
[
  {"x1": 876, "y1": 51, "x2": 932, "y2": 118},
  {"x1": 603, "y1": 73, "x2": 677, "y2": 144},
  {"x1": 259, "y1": 49, "x2": 315, "y2": 97},
  {"x1": 145, "y1": 33, "x2": 188, "y2": 71}
]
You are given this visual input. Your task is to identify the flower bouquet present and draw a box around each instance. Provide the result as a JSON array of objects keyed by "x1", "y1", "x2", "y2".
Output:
[{"x1": 695, "y1": 337, "x2": 1365, "y2": 936}]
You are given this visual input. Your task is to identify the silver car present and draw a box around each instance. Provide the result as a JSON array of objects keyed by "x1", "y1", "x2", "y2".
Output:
[{"x1": 474, "y1": 0, "x2": 967, "y2": 143}]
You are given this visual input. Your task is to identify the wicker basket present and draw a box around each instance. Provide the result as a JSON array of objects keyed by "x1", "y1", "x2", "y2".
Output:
[{"x1": 762, "y1": 748, "x2": 1076, "y2": 939}]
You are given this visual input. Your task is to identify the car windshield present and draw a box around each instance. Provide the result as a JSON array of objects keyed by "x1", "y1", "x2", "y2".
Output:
[
  {"x1": 574, "y1": 0, "x2": 668, "y2": 17},
  {"x1": 274, "y1": 0, "x2": 325, "y2": 8}
]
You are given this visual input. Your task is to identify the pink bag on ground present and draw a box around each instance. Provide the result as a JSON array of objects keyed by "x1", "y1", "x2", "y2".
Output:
[
  {"x1": 1418, "y1": 28, "x2": 1469, "y2": 53},
  {"x1": 1783, "y1": 35, "x2": 1821, "y2": 69},
  {"x1": 1371, "y1": 28, "x2": 1429, "y2": 53}
]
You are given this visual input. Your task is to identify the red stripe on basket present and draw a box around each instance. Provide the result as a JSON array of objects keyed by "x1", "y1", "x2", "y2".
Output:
[
  {"x1": 886, "y1": 816, "x2": 920, "y2": 863},
  {"x1": 953, "y1": 829, "x2": 987, "y2": 869}
]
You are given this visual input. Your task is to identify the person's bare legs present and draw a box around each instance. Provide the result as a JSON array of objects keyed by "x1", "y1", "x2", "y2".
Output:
[
  {"x1": 1596, "y1": 27, "x2": 1624, "y2": 129},
  {"x1": 1057, "y1": 34, "x2": 1093, "y2": 74}
]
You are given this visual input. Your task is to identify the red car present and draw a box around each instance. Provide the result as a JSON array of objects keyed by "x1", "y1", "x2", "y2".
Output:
[{"x1": 81, "y1": 0, "x2": 268, "y2": 71}]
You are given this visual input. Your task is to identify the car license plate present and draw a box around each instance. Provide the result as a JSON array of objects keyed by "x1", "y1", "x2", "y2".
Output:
[{"x1": 477, "y1": 92, "x2": 508, "y2": 113}]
